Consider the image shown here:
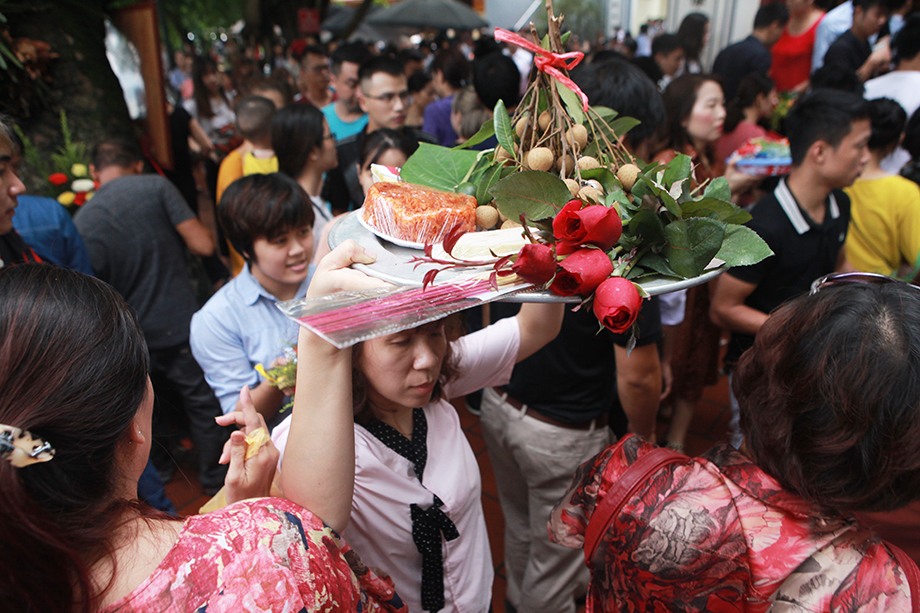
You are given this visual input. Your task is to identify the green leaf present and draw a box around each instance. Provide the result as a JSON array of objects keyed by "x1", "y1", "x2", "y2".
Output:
[
  {"x1": 490, "y1": 170, "x2": 573, "y2": 222},
  {"x1": 607, "y1": 187, "x2": 634, "y2": 211},
  {"x1": 475, "y1": 162, "x2": 505, "y2": 205},
  {"x1": 662, "y1": 154, "x2": 693, "y2": 186},
  {"x1": 664, "y1": 218, "x2": 726, "y2": 278},
  {"x1": 580, "y1": 167, "x2": 618, "y2": 193},
  {"x1": 493, "y1": 99, "x2": 516, "y2": 157},
  {"x1": 556, "y1": 80, "x2": 585, "y2": 125},
  {"x1": 452, "y1": 120, "x2": 495, "y2": 150},
  {"x1": 638, "y1": 252, "x2": 681, "y2": 278},
  {"x1": 658, "y1": 189, "x2": 682, "y2": 218},
  {"x1": 561, "y1": 31, "x2": 571, "y2": 46},
  {"x1": 400, "y1": 143, "x2": 482, "y2": 192},
  {"x1": 681, "y1": 197, "x2": 751, "y2": 224},
  {"x1": 628, "y1": 209, "x2": 667, "y2": 244},
  {"x1": 703, "y1": 176, "x2": 732, "y2": 202},
  {"x1": 592, "y1": 106, "x2": 618, "y2": 124},
  {"x1": 606, "y1": 117, "x2": 640, "y2": 139},
  {"x1": 715, "y1": 225, "x2": 774, "y2": 267},
  {"x1": 625, "y1": 265, "x2": 646, "y2": 280}
]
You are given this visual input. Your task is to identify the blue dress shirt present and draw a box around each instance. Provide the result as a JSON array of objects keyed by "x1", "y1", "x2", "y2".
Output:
[{"x1": 190, "y1": 263, "x2": 314, "y2": 414}]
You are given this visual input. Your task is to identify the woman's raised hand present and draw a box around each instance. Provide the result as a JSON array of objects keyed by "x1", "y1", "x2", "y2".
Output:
[
  {"x1": 215, "y1": 385, "x2": 280, "y2": 504},
  {"x1": 306, "y1": 239, "x2": 391, "y2": 299}
]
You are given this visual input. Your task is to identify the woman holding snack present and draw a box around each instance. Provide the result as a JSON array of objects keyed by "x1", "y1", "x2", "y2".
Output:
[
  {"x1": 653, "y1": 74, "x2": 757, "y2": 453},
  {"x1": 273, "y1": 240, "x2": 565, "y2": 613},
  {"x1": 0, "y1": 264, "x2": 406, "y2": 613}
]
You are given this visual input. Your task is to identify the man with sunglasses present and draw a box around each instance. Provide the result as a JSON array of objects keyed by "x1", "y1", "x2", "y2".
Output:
[
  {"x1": 322, "y1": 56, "x2": 436, "y2": 213},
  {"x1": 711, "y1": 88, "x2": 871, "y2": 448}
]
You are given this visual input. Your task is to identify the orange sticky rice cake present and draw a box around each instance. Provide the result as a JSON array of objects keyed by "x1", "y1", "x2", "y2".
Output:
[{"x1": 363, "y1": 182, "x2": 477, "y2": 245}]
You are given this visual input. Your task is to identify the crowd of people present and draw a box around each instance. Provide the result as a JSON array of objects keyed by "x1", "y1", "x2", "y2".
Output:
[{"x1": 4, "y1": 0, "x2": 920, "y2": 610}]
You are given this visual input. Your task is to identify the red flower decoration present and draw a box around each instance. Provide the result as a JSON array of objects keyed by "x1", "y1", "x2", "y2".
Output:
[
  {"x1": 553, "y1": 199, "x2": 622, "y2": 254},
  {"x1": 593, "y1": 276, "x2": 643, "y2": 333},
  {"x1": 73, "y1": 192, "x2": 86, "y2": 206},
  {"x1": 48, "y1": 172, "x2": 68, "y2": 186},
  {"x1": 511, "y1": 243, "x2": 556, "y2": 285},
  {"x1": 549, "y1": 248, "x2": 613, "y2": 297}
]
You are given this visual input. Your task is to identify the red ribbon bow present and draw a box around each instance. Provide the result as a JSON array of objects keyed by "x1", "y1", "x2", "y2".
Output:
[{"x1": 495, "y1": 27, "x2": 589, "y2": 112}]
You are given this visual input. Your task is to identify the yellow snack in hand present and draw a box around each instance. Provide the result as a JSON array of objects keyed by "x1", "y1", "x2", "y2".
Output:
[{"x1": 244, "y1": 427, "x2": 270, "y2": 460}]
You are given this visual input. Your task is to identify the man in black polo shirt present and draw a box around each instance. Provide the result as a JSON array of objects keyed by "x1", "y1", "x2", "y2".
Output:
[
  {"x1": 712, "y1": 3, "x2": 789, "y2": 101},
  {"x1": 711, "y1": 88, "x2": 870, "y2": 447},
  {"x1": 823, "y1": 0, "x2": 894, "y2": 82}
]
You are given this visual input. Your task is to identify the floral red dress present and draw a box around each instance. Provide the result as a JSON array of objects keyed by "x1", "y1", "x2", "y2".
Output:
[
  {"x1": 549, "y1": 435, "x2": 913, "y2": 612},
  {"x1": 102, "y1": 498, "x2": 407, "y2": 613}
]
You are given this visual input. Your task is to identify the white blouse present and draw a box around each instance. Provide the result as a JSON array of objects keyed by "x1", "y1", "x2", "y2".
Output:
[{"x1": 273, "y1": 316, "x2": 520, "y2": 612}]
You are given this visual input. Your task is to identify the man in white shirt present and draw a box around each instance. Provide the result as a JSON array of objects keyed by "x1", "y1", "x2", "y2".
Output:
[{"x1": 864, "y1": 15, "x2": 920, "y2": 172}]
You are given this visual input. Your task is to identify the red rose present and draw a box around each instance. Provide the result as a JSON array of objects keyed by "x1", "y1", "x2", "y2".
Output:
[
  {"x1": 73, "y1": 192, "x2": 86, "y2": 206},
  {"x1": 511, "y1": 243, "x2": 556, "y2": 285},
  {"x1": 549, "y1": 248, "x2": 613, "y2": 297},
  {"x1": 48, "y1": 172, "x2": 68, "y2": 186},
  {"x1": 553, "y1": 199, "x2": 622, "y2": 252},
  {"x1": 593, "y1": 276, "x2": 643, "y2": 333}
]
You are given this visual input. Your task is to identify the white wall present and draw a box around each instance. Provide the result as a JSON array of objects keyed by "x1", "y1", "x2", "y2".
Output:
[{"x1": 664, "y1": 0, "x2": 759, "y2": 70}]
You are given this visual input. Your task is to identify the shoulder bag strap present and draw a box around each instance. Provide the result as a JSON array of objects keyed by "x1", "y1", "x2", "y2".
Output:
[
  {"x1": 886, "y1": 540, "x2": 920, "y2": 611},
  {"x1": 583, "y1": 445, "x2": 685, "y2": 566}
]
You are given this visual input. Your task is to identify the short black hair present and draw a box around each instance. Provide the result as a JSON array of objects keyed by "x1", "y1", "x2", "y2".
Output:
[
  {"x1": 852, "y1": 0, "x2": 901, "y2": 11},
  {"x1": 431, "y1": 48, "x2": 471, "y2": 89},
  {"x1": 904, "y1": 106, "x2": 920, "y2": 159},
  {"x1": 271, "y1": 103, "x2": 325, "y2": 178},
  {"x1": 652, "y1": 33, "x2": 682, "y2": 58},
  {"x1": 810, "y1": 63, "x2": 865, "y2": 95},
  {"x1": 785, "y1": 88, "x2": 870, "y2": 165},
  {"x1": 331, "y1": 42, "x2": 372, "y2": 74},
  {"x1": 235, "y1": 96, "x2": 276, "y2": 143},
  {"x1": 574, "y1": 58, "x2": 666, "y2": 149},
  {"x1": 754, "y1": 2, "x2": 790, "y2": 29},
  {"x1": 397, "y1": 48, "x2": 424, "y2": 68},
  {"x1": 219, "y1": 173, "x2": 315, "y2": 262},
  {"x1": 407, "y1": 70, "x2": 432, "y2": 94},
  {"x1": 358, "y1": 55, "x2": 405, "y2": 84},
  {"x1": 91, "y1": 139, "x2": 143, "y2": 171},
  {"x1": 300, "y1": 44, "x2": 328, "y2": 62},
  {"x1": 472, "y1": 52, "x2": 521, "y2": 110},
  {"x1": 893, "y1": 14, "x2": 920, "y2": 64},
  {"x1": 867, "y1": 97, "x2": 907, "y2": 151}
]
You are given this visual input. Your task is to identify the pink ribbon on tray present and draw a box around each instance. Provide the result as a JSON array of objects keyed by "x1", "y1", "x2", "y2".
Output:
[{"x1": 494, "y1": 27, "x2": 589, "y2": 112}]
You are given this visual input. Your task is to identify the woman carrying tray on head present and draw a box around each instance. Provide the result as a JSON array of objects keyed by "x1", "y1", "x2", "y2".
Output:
[{"x1": 272, "y1": 240, "x2": 565, "y2": 613}]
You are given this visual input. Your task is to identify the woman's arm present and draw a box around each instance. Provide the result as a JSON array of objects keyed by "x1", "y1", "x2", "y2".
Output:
[
  {"x1": 514, "y1": 302, "x2": 565, "y2": 362},
  {"x1": 279, "y1": 241, "x2": 385, "y2": 533}
]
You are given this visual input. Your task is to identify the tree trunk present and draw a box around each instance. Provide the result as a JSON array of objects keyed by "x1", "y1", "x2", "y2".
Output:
[{"x1": 3, "y1": 2, "x2": 133, "y2": 187}]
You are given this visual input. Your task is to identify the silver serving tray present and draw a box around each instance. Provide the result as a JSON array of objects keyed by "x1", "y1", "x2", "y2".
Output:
[{"x1": 328, "y1": 210, "x2": 726, "y2": 302}]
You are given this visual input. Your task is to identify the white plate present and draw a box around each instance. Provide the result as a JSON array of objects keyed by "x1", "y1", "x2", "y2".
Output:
[
  {"x1": 356, "y1": 207, "x2": 428, "y2": 250},
  {"x1": 329, "y1": 211, "x2": 727, "y2": 302}
]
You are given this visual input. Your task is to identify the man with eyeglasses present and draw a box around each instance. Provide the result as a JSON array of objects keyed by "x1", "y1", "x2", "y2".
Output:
[
  {"x1": 295, "y1": 44, "x2": 333, "y2": 108},
  {"x1": 322, "y1": 42, "x2": 371, "y2": 141},
  {"x1": 711, "y1": 89, "x2": 870, "y2": 449},
  {"x1": 323, "y1": 56, "x2": 436, "y2": 213}
]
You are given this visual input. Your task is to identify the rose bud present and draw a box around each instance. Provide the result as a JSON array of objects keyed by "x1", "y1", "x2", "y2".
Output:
[
  {"x1": 549, "y1": 248, "x2": 613, "y2": 297},
  {"x1": 578, "y1": 204, "x2": 622, "y2": 251},
  {"x1": 511, "y1": 243, "x2": 556, "y2": 286},
  {"x1": 552, "y1": 199, "x2": 623, "y2": 251},
  {"x1": 48, "y1": 172, "x2": 68, "y2": 186},
  {"x1": 593, "y1": 276, "x2": 643, "y2": 333}
]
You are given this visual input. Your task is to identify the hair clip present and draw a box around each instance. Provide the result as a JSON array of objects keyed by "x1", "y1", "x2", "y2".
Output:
[{"x1": 0, "y1": 424, "x2": 55, "y2": 467}]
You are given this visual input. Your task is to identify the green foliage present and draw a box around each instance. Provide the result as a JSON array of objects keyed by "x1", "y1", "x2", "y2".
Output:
[
  {"x1": 399, "y1": 143, "x2": 482, "y2": 193},
  {"x1": 490, "y1": 170, "x2": 572, "y2": 222}
]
